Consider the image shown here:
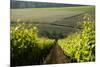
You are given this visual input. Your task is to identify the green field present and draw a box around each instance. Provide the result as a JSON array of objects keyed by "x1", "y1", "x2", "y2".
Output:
[
  {"x1": 11, "y1": 6, "x2": 94, "y2": 23},
  {"x1": 11, "y1": 6, "x2": 95, "y2": 36},
  {"x1": 11, "y1": 6, "x2": 95, "y2": 66}
]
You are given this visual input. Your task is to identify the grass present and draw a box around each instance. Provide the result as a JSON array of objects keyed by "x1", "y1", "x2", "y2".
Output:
[
  {"x1": 10, "y1": 6, "x2": 95, "y2": 66},
  {"x1": 11, "y1": 20, "x2": 95, "y2": 66},
  {"x1": 11, "y1": 6, "x2": 95, "y2": 36},
  {"x1": 11, "y1": 6, "x2": 95, "y2": 23},
  {"x1": 12, "y1": 6, "x2": 94, "y2": 11}
]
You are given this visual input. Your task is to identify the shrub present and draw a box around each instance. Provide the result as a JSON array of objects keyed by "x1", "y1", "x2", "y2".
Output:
[
  {"x1": 10, "y1": 23, "x2": 54, "y2": 66},
  {"x1": 58, "y1": 21, "x2": 95, "y2": 62}
]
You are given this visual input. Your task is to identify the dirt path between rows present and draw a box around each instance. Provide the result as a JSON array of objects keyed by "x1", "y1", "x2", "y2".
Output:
[{"x1": 43, "y1": 44, "x2": 68, "y2": 64}]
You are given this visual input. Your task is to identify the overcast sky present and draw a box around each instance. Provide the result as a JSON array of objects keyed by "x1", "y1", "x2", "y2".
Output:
[{"x1": 14, "y1": 0, "x2": 96, "y2": 5}]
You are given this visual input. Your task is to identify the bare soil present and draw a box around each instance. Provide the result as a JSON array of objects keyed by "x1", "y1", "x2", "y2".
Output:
[{"x1": 43, "y1": 44, "x2": 68, "y2": 64}]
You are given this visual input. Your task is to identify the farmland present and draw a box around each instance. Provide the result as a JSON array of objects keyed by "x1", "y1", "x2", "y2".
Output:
[
  {"x1": 11, "y1": 6, "x2": 94, "y2": 23},
  {"x1": 10, "y1": 6, "x2": 95, "y2": 66},
  {"x1": 11, "y1": 6, "x2": 95, "y2": 36}
]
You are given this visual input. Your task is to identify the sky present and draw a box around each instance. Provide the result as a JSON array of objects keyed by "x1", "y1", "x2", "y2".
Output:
[{"x1": 14, "y1": 0, "x2": 96, "y2": 5}]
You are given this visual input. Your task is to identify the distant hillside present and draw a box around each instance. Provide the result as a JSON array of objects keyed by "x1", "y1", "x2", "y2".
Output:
[{"x1": 10, "y1": 0, "x2": 85, "y2": 9}]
